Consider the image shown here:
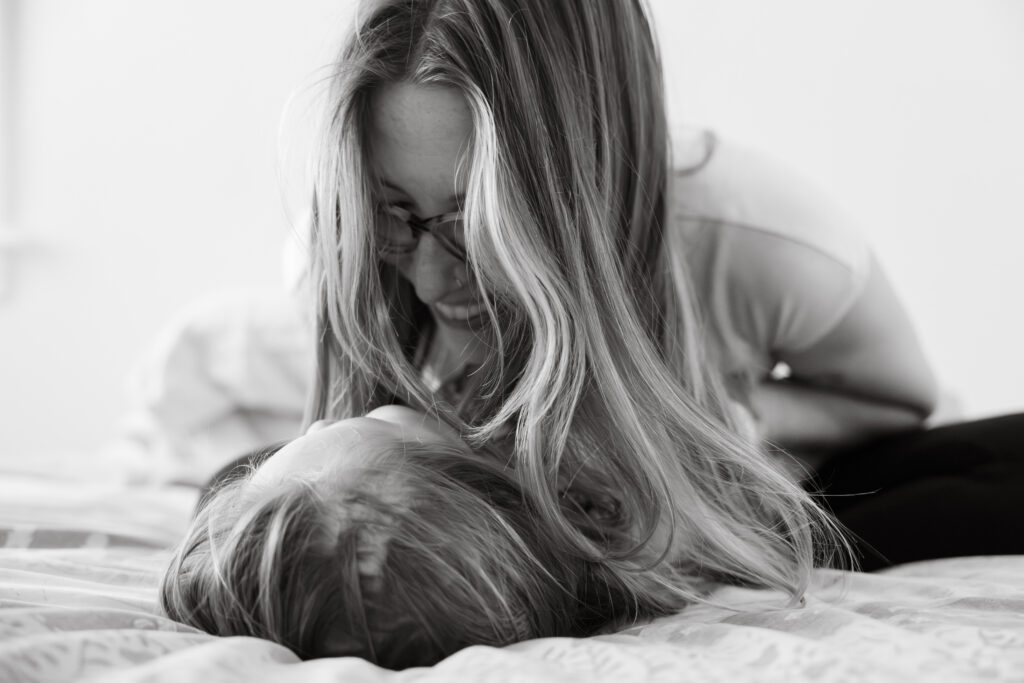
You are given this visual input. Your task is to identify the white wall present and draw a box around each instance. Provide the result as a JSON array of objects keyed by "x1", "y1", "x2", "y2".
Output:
[
  {"x1": 651, "y1": 0, "x2": 1024, "y2": 418},
  {"x1": 1, "y1": 1, "x2": 1021, "y2": 462},
  {"x1": 0, "y1": 0, "x2": 352, "y2": 461}
]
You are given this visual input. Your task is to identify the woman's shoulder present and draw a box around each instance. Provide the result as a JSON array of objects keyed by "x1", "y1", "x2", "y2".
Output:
[
  {"x1": 668, "y1": 127, "x2": 868, "y2": 276},
  {"x1": 667, "y1": 128, "x2": 877, "y2": 369}
]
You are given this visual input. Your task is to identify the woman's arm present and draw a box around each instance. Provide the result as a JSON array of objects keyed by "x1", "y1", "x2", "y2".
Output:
[
  {"x1": 753, "y1": 254, "x2": 938, "y2": 455},
  {"x1": 671, "y1": 133, "x2": 937, "y2": 458},
  {"x1": 752, "y1": 380, "x2": 924, "y2": 454}
]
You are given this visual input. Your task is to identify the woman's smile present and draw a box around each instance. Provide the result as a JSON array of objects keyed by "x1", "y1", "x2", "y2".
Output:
[{"x1": 433, "y1": 300, "x2": 489, "y2": 327}]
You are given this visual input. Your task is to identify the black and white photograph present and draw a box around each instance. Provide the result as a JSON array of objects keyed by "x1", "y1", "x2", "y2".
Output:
[{"x1": 1, "y1": 1, "x2": 1023, "y2": 681}]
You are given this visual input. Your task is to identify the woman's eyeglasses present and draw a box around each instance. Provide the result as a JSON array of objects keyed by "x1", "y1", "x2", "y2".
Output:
[{"x1": 375, "y1": 204, "x2": 467, "y2": 262}]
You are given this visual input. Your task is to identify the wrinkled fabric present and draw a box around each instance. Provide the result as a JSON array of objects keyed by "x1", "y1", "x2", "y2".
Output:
[{"x1": 2, "y1": 473, "x2": 1023, "y2": 683}]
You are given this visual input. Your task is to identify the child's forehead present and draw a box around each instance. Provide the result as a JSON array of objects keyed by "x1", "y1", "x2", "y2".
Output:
[{"x1": 247, "y1": 417, "x2": 407, "y2": 488}]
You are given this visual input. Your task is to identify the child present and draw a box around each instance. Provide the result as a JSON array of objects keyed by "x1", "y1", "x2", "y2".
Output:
[{"x1": 160, "y1": 406, "x2": 698, "y2": 668}]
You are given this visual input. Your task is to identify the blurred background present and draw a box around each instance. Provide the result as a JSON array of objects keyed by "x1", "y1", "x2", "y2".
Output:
[{"x1": 1, "y1": 0, "x2": 1022, "y2": 466}]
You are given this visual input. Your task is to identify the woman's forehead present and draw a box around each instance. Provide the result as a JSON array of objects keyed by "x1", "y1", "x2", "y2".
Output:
[
  {"x1": 368, "y1": 83, "x2": 473, "y2": 200},
  {"x1": 370, "y1": 82, "x2": 472, "y2": 144}
]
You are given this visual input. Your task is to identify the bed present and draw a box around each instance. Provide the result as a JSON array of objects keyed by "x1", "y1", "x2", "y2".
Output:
[{"x1": 2, "y1": 466, "x2": 1024, "y2": 683}]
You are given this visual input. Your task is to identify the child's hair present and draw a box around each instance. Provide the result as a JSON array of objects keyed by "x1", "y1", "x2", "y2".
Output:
[{"x1": 160, "y1": 441, "x2": 687, "y2": 668}]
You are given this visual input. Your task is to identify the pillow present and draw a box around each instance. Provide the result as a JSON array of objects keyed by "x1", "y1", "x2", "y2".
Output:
[{"x1": 113, "y1": 288, "x2": 312, "y2": 486}]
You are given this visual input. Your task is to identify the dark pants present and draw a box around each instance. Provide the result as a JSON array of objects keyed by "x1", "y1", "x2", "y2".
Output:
[
  {"x1": 808, "y1": 413, "x2": 1024, "y2": 571},
  {"x1": 203, "y1": 414, "x2": 1024, "y2": 572}
]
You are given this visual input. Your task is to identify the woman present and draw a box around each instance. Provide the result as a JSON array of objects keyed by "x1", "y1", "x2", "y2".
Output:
[
  {"x1": 305, "y1": 0, "x2": 845, "y2": 611},
  {"x1": 303, "y1": 0, "x2": 1023, "y2": 574}
]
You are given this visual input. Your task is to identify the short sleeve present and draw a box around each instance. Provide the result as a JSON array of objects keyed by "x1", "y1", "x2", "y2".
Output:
[
  {"x1": 715, "y1": 225, "x2": 869, "y2": 354},
  {"x1": 671, "y1": 129, "x2": 871, "y2": 374}
]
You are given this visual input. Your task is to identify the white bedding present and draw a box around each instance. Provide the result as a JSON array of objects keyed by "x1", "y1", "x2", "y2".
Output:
[{"x1": 2, "y1": 471, "x2": 1024, "y2": 682}]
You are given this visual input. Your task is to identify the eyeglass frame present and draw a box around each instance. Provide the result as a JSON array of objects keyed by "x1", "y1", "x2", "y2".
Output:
[{"x1": 376, "y1": 204, "x2": 468, "y2": 262}]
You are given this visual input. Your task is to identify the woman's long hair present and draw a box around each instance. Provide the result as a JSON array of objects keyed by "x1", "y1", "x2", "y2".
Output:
[{"x1": 307, "y1": 0, "x2": 847, "y2": 611}]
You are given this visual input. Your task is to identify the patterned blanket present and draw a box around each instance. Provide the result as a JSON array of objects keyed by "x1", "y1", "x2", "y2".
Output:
[{"x1": 1, "y1": 473, "x2": 1023, "y2": 682}]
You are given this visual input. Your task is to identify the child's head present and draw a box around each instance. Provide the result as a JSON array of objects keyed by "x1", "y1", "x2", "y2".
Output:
[{"x1": 160, "y1": 406, "x2": 629, "y2": 668}]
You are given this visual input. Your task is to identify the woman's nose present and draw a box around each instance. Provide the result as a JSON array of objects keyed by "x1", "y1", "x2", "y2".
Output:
[{"x1": 403, "y1": 236, "x2": 463, "y2": 304}]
